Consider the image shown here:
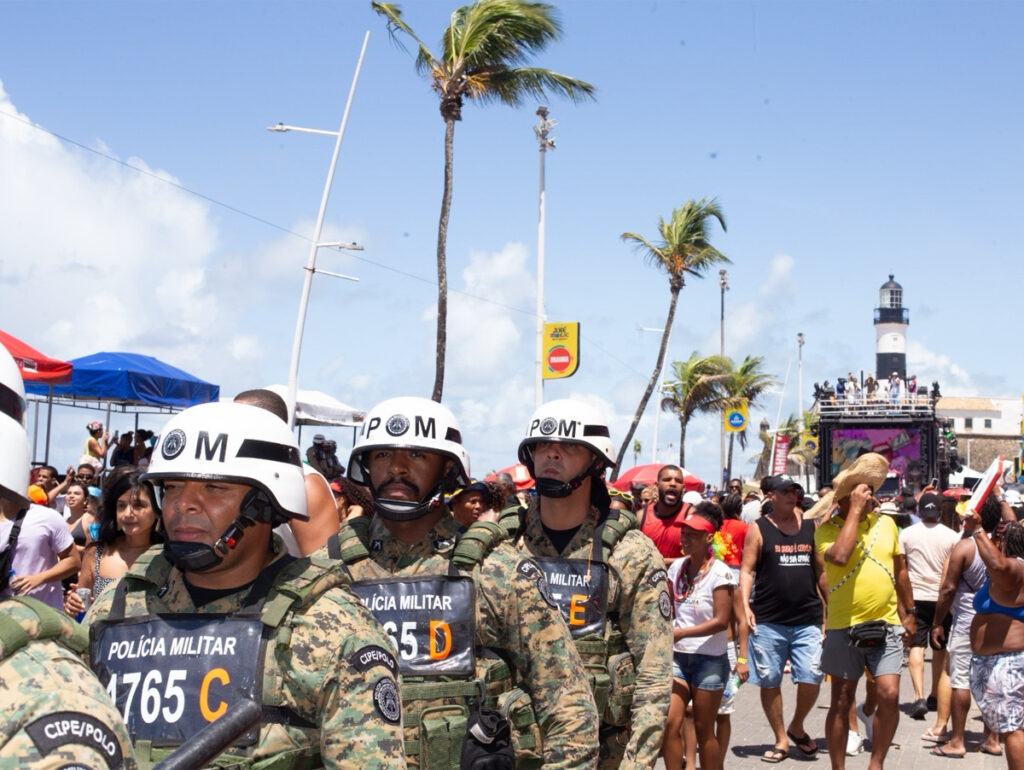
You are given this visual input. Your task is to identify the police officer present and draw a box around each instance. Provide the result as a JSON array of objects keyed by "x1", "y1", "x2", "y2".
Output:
[
  {"x1": 321, "y1": 396, "x2": 599, "y2": 768},
  {"x1": 0, "y1": 346, "x2": 136, "y2": 768},
  {"x1": 509, "y1": 399, "x2": 672, "y2": 768},
  {"x1": 84, "y1": 401, "x2": 406, "y2": 768}
]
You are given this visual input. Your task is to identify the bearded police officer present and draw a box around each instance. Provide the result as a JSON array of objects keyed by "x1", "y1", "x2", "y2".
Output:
[
  {"x1": 505, "y1": 399, "x2": 672, "y2": 768},
  {"x1": 0, "y1": 347, "x2": 136, "y2": 768},
  {"x1": 321, "y1": 396, "x2": 599, "y2": 768},
  {"x1": 84, "y1": 402, "x2": 405, "y2": 769}
]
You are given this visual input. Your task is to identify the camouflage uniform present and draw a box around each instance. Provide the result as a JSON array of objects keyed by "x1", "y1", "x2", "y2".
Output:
[
  {"x1": 85, "y1": 537, "x2": 406, "y2": 769},
  {"x1": 319, "y1": 512, "x2": 599, "y2": 769},
  {"x1": 510, "y1": 502, "x2": 672, "y2": 769},
  {"x1": 0, "y1": 596, "x2": 136, "y2": 769}
]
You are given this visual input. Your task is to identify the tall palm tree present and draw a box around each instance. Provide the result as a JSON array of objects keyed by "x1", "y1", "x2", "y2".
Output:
[
  {"x1": 611, "y1": 198, "x2": 730, "y2": 479},
  {"x1": 658, "y1": 352, "x2": 732, "y2": 467},
  {"x1": 372, "y1": 1, "x2": 595, "y2": 401},
  {"x1": 721, "y1": 355, "x2": 778, "y2": 479}
]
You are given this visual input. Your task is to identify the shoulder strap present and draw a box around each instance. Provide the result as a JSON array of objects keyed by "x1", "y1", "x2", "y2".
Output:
[
  {"x1": 599, "y1": 508, "x2": 636, "y2": 558},
  {"x1": 0, "y1": 596, "x2": 88, "y2": 660},
  {"x1": 450, "y1": 520, "x2": 506, "y2": 571},
  {"x1": 0, "y1": 507, "x2": 29, "y2": 591},
  {"x1": 497, "y1": 503, "x2": 527, "y2": 542},
  {"x1": 327, "y1": 516, "x2": 372, "y2": 564}
]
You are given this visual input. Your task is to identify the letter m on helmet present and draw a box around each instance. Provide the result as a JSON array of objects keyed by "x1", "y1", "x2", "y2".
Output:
[{"x1": 195, "y1": 432, "x2": 228, "y2": 462}]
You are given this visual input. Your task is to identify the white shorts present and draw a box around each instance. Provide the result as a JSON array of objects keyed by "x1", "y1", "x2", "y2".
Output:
[{"x1": 947, "y1": 629, "x2": 972, "y2": 690}]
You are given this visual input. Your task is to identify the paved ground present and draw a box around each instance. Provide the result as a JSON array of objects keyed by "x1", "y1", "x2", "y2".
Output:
[{"x1": 655, "y1": 649, "x2": 1006, "y2": 769}]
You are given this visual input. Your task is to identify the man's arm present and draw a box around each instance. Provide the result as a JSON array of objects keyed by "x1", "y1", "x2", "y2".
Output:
[
  {"x1": 290, "y1": 472, "x2": 341, "y2": 555},
  {"x1": 894, "y1": 553, "x2": 917, "y2": 638},
  {"x1": 11, "y1": 543, "x2": 80, "y2": 595},
  {"x1": 931, "y1": 541, "x2": 968, "y2": 647},
  {"x1": 823, "y1": 486, "x2": 873, "y2": 565},
  {"x1": 47, "y1": 466, "x2": 74, "y2": 504},
  {"x1": 613, "y1": 535, "x2": 672, "y2": 766},
  {"x1": 738, "y1": 521, "x2": 761, "y2": 630},
  {"x1": 812, "y1": 547, "x2": 828, "y2": 626}
]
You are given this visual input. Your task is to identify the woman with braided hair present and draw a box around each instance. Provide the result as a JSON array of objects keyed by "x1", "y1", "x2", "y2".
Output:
[{"x1": 962, "y1": 491, "x2": 1024, "y2": 767}]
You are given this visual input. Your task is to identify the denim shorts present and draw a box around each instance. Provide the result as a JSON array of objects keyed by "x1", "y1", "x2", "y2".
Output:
[
  {"x1": 821, "y1": 624, "x2": 904, "y2": 680},
  {"x1": 672, "y1": 651, "x2": 729, "y2": 691},
  {"x1": 748, "y1": 622, "x2": 824, "y2": 688}
]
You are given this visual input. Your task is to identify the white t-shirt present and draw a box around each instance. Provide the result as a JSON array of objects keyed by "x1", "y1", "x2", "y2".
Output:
[
  {"x1": 668, "y1": 556, "x2": 735, "y2": 655},
  {"x1": 898, "y1": 520, "x2": 959, "y2": 602},
  {"x1": 0, "y1": 504, "x2": 75, "y2": 610}
]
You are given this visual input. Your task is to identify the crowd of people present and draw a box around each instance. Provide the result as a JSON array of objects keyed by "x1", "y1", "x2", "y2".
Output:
[
  {"x1": 814, "y1": 371, "x2": 933, "y2": 410},
  {"x1": 3, "y1": 341, "x2": 1024, "y2": 768}
]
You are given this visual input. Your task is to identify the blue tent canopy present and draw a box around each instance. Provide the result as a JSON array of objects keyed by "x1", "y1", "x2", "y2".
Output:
[{"x1": 26, "y1": 351, "x2": 219, "y2": 408}]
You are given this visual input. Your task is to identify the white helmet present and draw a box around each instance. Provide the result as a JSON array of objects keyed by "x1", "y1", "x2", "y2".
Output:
[
  {"x1": 0, "y1": 345, "x2": 26, "y2": 427},
  {"x1": 143, "y1": 402, "x2": 307, "y2": 523},
  {"x1": 349, "y1": 397, "x2": 470, "y2": 521},
  {"x1": 518, "y1": 399, "x2": 616, "y2": 498},
  {"x1": 518, "y1": 399, "x2": 616, "y2": 469},
  {"x1": 0, "y1": 415, "x2": 30, "y2": 507}
]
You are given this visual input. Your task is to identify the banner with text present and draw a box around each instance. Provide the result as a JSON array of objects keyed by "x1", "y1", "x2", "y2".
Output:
[{"x1": 771, "y1": 434, "x2": 791, "y2": 475}]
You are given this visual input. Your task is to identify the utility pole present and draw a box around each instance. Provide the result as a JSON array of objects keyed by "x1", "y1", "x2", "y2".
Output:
[
  {"x1": 534, "y1": 106, "x2": 556, "y2": 408},
  {"x1": 719, "y1": 269, "x2": 729, "y2": 487}
]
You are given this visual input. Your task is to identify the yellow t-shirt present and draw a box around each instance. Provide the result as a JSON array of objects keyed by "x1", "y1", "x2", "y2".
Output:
[{"x1": 814, "y1": 512, "x2": 901, "y2": 630}]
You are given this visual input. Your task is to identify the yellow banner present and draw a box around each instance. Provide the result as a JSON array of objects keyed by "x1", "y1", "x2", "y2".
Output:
[
  {"x1": 800, "y1": 431, "x2": 818, "y2": 453},
  {"x1": 723, "y1": 399, "x2": 748, "y2": 433},
  {"x1": 542, "y1": 322, "x2": 580, "y2": 380}
]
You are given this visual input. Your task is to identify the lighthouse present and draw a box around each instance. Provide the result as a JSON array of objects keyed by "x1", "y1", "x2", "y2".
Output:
[{"x1": 874, "y1": 274, "x2": 908, "y2": 380}]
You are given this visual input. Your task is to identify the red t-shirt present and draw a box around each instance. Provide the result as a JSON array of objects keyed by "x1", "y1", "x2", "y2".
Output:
[
  {"x1": 639, "y1": 503, "x2": 692, "y2": 561},
  {"x1": 718, "y1": 518, "x2": 748, "y2": 567}
]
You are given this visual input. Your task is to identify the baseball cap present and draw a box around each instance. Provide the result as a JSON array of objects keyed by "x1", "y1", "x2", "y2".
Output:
[
  {"x1": 682, "y1": 490, "x2": 703, "y2": 506},
  {"x1": 765, "y1": 474, "x2": 803, "y2": 494},
  {"x1": 918, "y1": 492, "x2": 942, "y2": 518}
]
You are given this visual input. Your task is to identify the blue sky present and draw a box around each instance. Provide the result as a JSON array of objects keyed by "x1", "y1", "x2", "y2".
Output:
[{"x1": 2, "y1": 0, "x2": 1021, "y2": 487}]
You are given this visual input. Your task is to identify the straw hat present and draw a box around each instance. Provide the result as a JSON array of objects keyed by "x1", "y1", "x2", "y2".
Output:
[{"x1": 804, "y1": 452, "x2": 890, "y2": 520}]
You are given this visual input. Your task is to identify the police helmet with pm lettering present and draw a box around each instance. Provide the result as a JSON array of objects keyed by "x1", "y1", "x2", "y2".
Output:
[
  {"x1": 143, "y1": 402, "x2": 307, "y2": 571},
  {"x1": 0, "y1": 343, "x2": 26, "y2": 428},
  {"x1": 348, "y1": 397, "x2": 470, "y2": 521},
  {"x1": 518, "y1": 399, "x2": 616, "y2": 498}
]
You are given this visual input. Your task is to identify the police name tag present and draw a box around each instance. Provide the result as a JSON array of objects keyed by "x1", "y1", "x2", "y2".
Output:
[
  {"x1": 351, "y1": 577, "x2": 475, "y2": 676},
  {"x1": 534, "y1": 558, "x2": 609, "y2": 639},
  {"x1": 90, "y1": 616, "x2": 263, "y2": 746}
]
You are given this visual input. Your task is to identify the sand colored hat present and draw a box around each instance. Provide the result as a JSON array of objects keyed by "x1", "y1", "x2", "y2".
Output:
[{"x1": 803, "y1": 452, "x2": 890, "y2": 520}]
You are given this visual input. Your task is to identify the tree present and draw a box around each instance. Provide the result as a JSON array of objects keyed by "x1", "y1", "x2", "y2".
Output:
[
  {"x1": 721, "y1": 355, "x2": 778, "y2": 479},
  {"x1": 658, "y1": 352, "x2": 733, "y2": 467},
  {"x1": 372, "y1": 1, "x2": 595, "y2": 401},
  {"x1": 611, "y1": 198, "x2": 730, "y2": 479}
]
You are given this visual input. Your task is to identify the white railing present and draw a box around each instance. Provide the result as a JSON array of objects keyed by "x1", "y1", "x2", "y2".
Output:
[{"x1": 816, "y1": 394, "x2": 935, "y2": 419}]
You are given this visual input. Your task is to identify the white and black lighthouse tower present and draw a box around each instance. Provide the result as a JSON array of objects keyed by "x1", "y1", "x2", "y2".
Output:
[{"x1": 874, "y1": 274, "x2": 908, "y2": 380}]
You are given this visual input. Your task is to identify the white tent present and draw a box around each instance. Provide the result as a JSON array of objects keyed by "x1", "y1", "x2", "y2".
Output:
[{"x1": 264, "y1": 385, "x2": 365, "y2": 427}]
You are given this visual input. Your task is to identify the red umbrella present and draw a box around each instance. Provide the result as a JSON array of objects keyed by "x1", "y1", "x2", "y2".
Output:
[
  {"x1": 484, "y1": 463, "x2": 535, "y2": 491},
  {"x1": 611, "y1": 463, "x2": 704, "y2": 492},
  {"x1": 0, "y1": 330, "x2": 72, "y2": 383}
]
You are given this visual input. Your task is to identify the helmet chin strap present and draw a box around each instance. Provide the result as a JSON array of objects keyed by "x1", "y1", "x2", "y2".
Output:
[
  {"x1": 529, "y1": 451, "x2": 604, "y2": 499},
  {"x1": 372, "y1": 481, "x2": 446, "y2": 522},
  {"x1": 163, "y1": 516, "x2": 255, "y2": 572}
]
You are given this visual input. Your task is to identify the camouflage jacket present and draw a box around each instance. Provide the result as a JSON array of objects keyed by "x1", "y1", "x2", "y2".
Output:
[
  {"x1": 512, "y1": 503, "x2": 672, "y2": 769},
  {"x1": 0, "y1": 596, "x2": 137, "y2": 769},
  {"x1": 318, "y1": 512, "x2": 600, "y2": 769},
  {"x1": 85, "y1": 538, "x2": 406, "y2": 769}
]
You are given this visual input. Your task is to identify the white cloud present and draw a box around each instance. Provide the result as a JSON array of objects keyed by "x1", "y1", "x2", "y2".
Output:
[{"x1": 907, "y1": 339, "x2": 973, "y2": 394}]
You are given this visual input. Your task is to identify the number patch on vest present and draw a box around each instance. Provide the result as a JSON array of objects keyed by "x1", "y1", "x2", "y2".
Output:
[
  {"x1": 90, "y1": 616, "x2": 263, "y2": 745},
  {"x1": 350, "y1": 577, "x2": 476, "y2": 676},
  {"x1": 533, "y1": 558, "x2": 609, "y2": 639}
]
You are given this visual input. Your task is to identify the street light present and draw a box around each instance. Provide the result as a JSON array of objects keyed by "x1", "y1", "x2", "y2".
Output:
[
  {"x1": 271, "y1": 30, "x2": 369, "y2": 427},
  {"x1": 534, "y1": 106, "x2": 556, "y2": 408},
  {"x1": 719, "y1": 269, "x2": 729, "y2": 487}
]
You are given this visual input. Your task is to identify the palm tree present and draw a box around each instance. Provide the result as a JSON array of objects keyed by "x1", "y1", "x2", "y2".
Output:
[
  {"x1": 721, "y1": 355, "x2": 778, "y2": 479},
  {"x1": 372, "y1": 1, "x2": 595, "y2": 401},
  {"x1": 658, "y1": 352, "x2": 732, "y2": 467},
  {"x1": 611, "y1": 198, "x2": 730, "y2": 479}
]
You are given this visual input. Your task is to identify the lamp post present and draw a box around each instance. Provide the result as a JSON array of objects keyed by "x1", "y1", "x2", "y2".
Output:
[
  {"x1": 270, "y1": 30, "x2": 369, "y2": 427},
  {"x1": 719, "y1": 269, "x2": 729, "y2": 487},
  {"x1": 534, "y1": 106, "x2": 556, "y2": 408},
  {"x1": 797, "y1": 332, "x2": 805, "y2": 433}
]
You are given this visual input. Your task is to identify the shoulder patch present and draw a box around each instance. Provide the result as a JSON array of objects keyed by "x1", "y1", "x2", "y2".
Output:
[
  {"x1": 373, "y1": 677, "x2": 402, "y2": 724},
  {"x1": 25, "y1": 711, "x2": 124, "y2": 769},
  {"x1": 648, "y1": 568, "x2": 668, "y2": 587},
  {"x1": 658, "y1": 590, "x2": 672, "y2": 620},
  {"x1": 349, "y1": 644, "x2": 398, "y2": 676},
  {"x1": 517, "y1": 559, "x2": 557, "y2": 609}
]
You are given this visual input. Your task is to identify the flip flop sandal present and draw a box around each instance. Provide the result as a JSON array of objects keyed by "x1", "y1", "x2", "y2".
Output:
[
  {"x1": 761, "y1": 747, "x2": 788, "y2": 763},
  {"x1": 921, "y1": 727, "x2": 949, "y2": 742},
  {"x1": 786, "y1": 730, "x2": 819, "y2": 757},
  {"x1": 931, "y1": 746, "x2": 965, "y2": 759}
]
